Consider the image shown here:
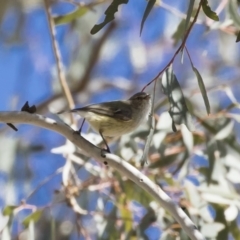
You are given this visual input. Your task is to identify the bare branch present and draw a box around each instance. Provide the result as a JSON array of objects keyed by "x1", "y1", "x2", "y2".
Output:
[
  {"x1": 43, "y1": 0, "x2": 75, "y2": 122},
  {"x1": 0, "y1": 111, "x2": 205, "y2": 240},
  {"x1": 37, "y1": 22, "x2": 116, "y2": 114},
  {"x1": 143, "y1": 0, "x2": 204, "y2": 91}
]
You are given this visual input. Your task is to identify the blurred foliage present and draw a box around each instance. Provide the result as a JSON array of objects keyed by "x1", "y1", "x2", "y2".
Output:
[{"x1": 1, "y1": 0, "x2": 240, "y2": 240}]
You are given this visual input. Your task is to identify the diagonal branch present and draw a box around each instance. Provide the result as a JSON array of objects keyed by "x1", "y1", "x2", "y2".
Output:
[
  {"x1": 0, "y1": 111, "x2": 205, "y2": 240},
  {"x1": 43, "y1": 0, "x2": 75, "y2": 122},
  {"x1": 36, "y1": 22, "x2": 116, "y2": 114},
  {"x1": 143, "y1": 0, "x2": 204, "y2": 91}
]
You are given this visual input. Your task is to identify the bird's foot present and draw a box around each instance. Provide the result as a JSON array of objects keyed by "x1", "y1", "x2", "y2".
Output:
[{"x1": 101, "y1": 148, "x2": 110, "y2": 158}]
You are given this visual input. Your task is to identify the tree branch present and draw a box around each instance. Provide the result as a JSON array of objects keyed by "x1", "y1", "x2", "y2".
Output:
[
  {"x1": 0, "y1": 111, "x2": 205, "y2": 240},
  {"x1": 37, "y1": 22, "x2": 116, "y2": 114},
  {"x1": 143, "y1": 0, "x2": 204, "y2": 91},
  {"x1": 44, "y1": 0, "x2": 75, "y2": 122}
]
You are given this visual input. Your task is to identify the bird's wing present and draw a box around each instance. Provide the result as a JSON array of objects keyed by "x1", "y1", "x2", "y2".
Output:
[{"x1": 72, "y1": 101, "x2": 132, "y2": 121}]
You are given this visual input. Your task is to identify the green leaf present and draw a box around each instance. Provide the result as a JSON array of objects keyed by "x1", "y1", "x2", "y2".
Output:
[
  {"x1": 119, "y1": 195, "x2": 133, "y2": 233},
  {"x1": 212, "y1": 205, "x2": 228, "y2": 239},
  {"x1": 138, "y1": 207, "x2": 156, "y2": 236},
  {"x1": 91, "y1": 0, "x2": 128, "y2": 34},
  {"x1": 161, "y1": 67, "x2": 194, "y2": 132},
  {"x1": 229, "y1": 0, "x2": 240, "y2": 28},
  {"x1": 206, "y1": 140, "x2": 217, "y2": 185},
  {"x1": 122, "y1": 179, "x2": 152, "y2": 205},
  {"x1": 53, "y1": 7, "x2": 88, "y2": 25},
  {"x1": 181, "y1": 124, "x2": 193, "y2": 154},
  {"x1": 185, "y1": 0, "x2": 195, "y2": 33},
  {"x1": 22, "y1": 210, "x2": 42, "y2": 227},
  {"x1": 214, "y1": 120, "x2": 234, "y2": 140},
  {"x1": 202, "y1": 0, "x2": 219, "y2": 21},
  {"x1": 229, "y1": 219, "x2": 240, "y2": 240},
  {"x1": 192, "y1": 67, "x2": 210, "y2": 114},
  {"x1": 172, "y1": 151, "x2": 189, "y2": 175},
  {"x1": 2, "y1": 205, "x2": 17, "y2": 216},
  {"x1": 172, "y1": 19, "x2": 186, "y2": 46},
  {"x1": 140, "y1": 0, "x2": 156, "y2": 35}
]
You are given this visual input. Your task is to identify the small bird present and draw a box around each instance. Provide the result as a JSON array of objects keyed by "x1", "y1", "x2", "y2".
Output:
[{"x1": 58, "y1": 92, "x2": 151, "y2": 152}]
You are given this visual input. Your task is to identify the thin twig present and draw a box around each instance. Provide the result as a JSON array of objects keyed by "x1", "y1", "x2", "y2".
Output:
[
  {"x1": 24, "y1": 167, "x2": 63, "y2": 201},
  {"x1": 142, "y1": 0, "x2": 204, "y2": 91},
  {"x1": 44, "y1": 0, "x2": 75, "y2": 123},
  {"x1": 185, "y1": 46, "x2": 194, "y2": 67},
  {"x1": 159, "y1": 1, "x2": 202, "y2": 24},
  {"x1": 76, "y1": 22, "x2": 116, "y2": 93},
  {"x1": 37, "y1": 22, "x2": 116, "y2": 113}
]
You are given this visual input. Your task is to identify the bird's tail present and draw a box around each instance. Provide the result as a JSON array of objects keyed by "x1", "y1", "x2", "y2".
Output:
[
  {"x1": 57, "y1": 109, "x2": 71, "y2": 114},
  {"x1": 57, "y1": 109, "x2": 80, "y2": 114}
]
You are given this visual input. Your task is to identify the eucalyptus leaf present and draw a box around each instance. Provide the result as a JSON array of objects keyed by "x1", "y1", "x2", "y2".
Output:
[
  {"x1": 192, "y1": 67, "x2": 210, "y2": 114},
  {"x1": 119, "y1": 195, "x2": 133, "y2": 232},
  {"x1": 229, "y1": 218, "x2": 240, "y2": 240},
  {"x1": 202, "y1": 0, "x2": 219, "y2": 21},
  {"x1": 2, "y1": 206, "x2": 17, "y2": 216},
  {"x1": 91, "y1": 0, "x2": 128, "y2": 34},
  {"x1": 214, "y1": 120, "x2": 234, "y2": 140},
  {"x1": 201, "y1": 222, "x2": 225, "y2": 238},
  {"x1": 140, "y1": 0, "x2": 156, "y2": 35},
  {"x1": 152, "y1": 131, "x2": 166, "y2": 149},
  {"x1": 181, "y1": 124, "x2": 193, "y2": 154},
  {"x1": 206, "y1": 140, "x2": 217, "y2": 185},
  {"x1": 172, "y1": 19, "x2": 186, "y2": 46},
  {"x1": 229, "y1": 0, "x2": 240, "y2": 28},
  {"x1": 54, "y1": 7, "x2": 88, "y2": 25},
  {"x1": 185, "y1": 0, "x2": 195, "y2": 33},
  {"x1": 224, "y1": 204, "x2": 238, "y2": 221},
  {"x1": 162, "y1": 67, "x2": 194, "y2": 132},
  {"x1": 22, "y1": 210, "x2": 42, "y2": 227}
]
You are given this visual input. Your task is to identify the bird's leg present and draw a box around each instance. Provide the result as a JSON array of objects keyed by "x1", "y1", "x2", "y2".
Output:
[
  {"x1": 99, "y1": 131, "x2": 111, "y2": 153},
  {"x1": 78, "y1": 118, "x2": 86, "y2": 135},
  {"x1": 73, "y1": 118, "x2": 85, "y2": 135}
]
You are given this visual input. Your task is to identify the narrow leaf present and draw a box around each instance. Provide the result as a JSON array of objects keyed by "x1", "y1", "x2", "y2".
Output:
[
  {"x1": 229, "y1": 218, "x2": 240, "y2": 240},
  {"x1": 202, "y1": 0, "x2": 219, "y2": 21},
  {"x1": 172, "y1": 19, "x2": 186, "y2": 46},
  {"x1": 119, "y1": 195, "x2": 133, "y2": 232},
  {"x1": 140, "y1": 0, "x2": 156, "y2": 35},
  {"x1": 91, "y1": 0, "x2": 128, "y2": 34},
  {"x1": 23, "y1": 210, "x2": 42, "y2": 227},
  {"x1": 181, "y1": 124, "x2": 193, "y2": 154},
  {"x1": 162, "y1": 67, "x2": 194, "y2": 132},
  {"x1": 206, "y1": 140, "x2": 217, "y2": 185},
  {"x1": 229, "y1": 0, "x2": 240, "y2": 28},
  {"x1": 193, "y1": 67, "x2": 210, "y2": 114},
  {"x1": 3, "y1": 205, "x2": 17, "y2": 216},
  {"x1": 185, "y1": 0, "x2": 195, "y2": 33},
  {"x1": 54, "y1": 7, "x2": 88, "y2": 25},
  {"x1": 214, "y1": 120, "x2": 234, "y2": 140}
]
